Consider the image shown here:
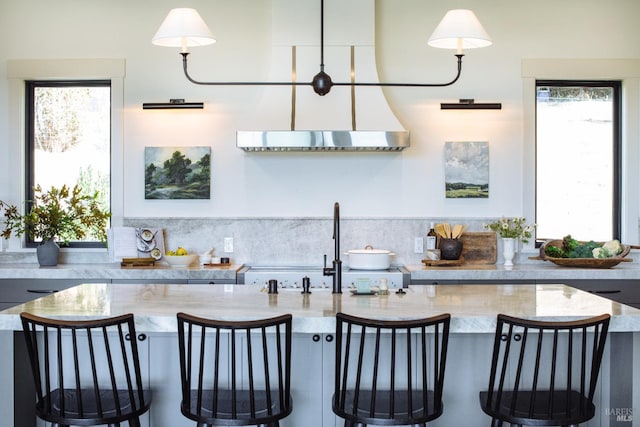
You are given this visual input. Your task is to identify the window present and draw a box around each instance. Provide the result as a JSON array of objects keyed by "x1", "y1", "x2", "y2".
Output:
[
  {"x1": 535, "y1": 80, "x2": 621, "y2": 243},
  {"x1": 26, "y1": 80, "x2": 111, "y2": 247}
]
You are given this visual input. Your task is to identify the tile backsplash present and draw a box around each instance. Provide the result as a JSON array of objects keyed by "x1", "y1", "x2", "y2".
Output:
[{"x1": 0, "y1": 217, "x2": 536, "y2": 265}]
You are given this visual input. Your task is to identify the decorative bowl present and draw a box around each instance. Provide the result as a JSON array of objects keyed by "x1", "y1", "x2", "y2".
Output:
[
  {"x1": 163, "y1": 254, "x2": 197, "y2": 268},
  {"x1": 532, "y1": 240, "x2": 632, "y2": 268}
]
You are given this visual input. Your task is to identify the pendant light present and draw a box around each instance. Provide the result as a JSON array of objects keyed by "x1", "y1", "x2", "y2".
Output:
[{"x1": 151, "y1": 2, "x2": 491, "y2": 96}]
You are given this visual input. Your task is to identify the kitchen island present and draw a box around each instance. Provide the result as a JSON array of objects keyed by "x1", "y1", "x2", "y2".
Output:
[{"x1": 1, "y1": 283, "x2": 639, "y2": 427}]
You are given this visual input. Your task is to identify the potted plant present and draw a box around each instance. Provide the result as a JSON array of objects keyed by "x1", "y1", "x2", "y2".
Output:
[
  {"x1": 0, "y1": 184, "x2": 110, "y2": 266},
  {"x1": 484, "y1": 217, "x2": 535, "y2": 267}
]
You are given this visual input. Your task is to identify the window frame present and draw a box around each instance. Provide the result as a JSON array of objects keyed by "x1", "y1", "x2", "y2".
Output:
[
  {"x1": 5, "y1": 58, "x2": 125, "y2": 252},
  {"x1": 521, "y1": 58, "x2": 640, "y2": 248},
  {"x1": 534, "y1": 79, "x2": 622, "y2": 245},
  {"x1": 24, "y1": 79, "x2": 112, "y2": 248}
]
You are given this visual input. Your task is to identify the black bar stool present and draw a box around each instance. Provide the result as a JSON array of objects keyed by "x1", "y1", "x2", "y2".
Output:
[
  {"x1": 479, "y1": 313, "x2": 610, "y2": 427},
  {"x1": 332, "y1": 312, "x2": 451, "y2": 427},
  {"x1": 176, "y1": 312, "x2": 293, "y2": 427},
  {"x1": 20, "y1": 312, "x2": 151, "y2": 427}
]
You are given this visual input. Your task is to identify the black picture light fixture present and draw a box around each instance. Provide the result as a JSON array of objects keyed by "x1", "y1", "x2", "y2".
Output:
[
  {"x1": 151, "y1": 1, "x2": 491, "y2": 96},
  {"x1": 440, "y1": 99, "x2": 502, "y2": 110},
  {"x1": 142, "y1": 99, "x2": 204, "y2": 109}
]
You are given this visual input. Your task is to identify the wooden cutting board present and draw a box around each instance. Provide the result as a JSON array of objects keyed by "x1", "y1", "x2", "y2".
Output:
[{"x1": 459, "y1": 231, "x2": 497, "y2": 264}]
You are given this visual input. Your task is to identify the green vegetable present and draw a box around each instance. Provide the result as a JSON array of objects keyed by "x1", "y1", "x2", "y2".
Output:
[
  {"x1": 562, "y1": 235, "x2": 579, "y2": 253},
  {"x1": 567, "y1": 240, "x2": 599, "y2": 258},
  {"x1": 545, "y1": 245, "x2": 566, "y2": 258},
  {"x1": 545, "y1": 235, "x2": 622, "y2": 259}
]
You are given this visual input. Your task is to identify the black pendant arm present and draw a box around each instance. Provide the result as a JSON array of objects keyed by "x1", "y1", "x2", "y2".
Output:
[
  {"x1": 332, "y1": 54, "x2": 464, "y2": 88},
  {"x1": 180, "y1": 52, "x2": 310, "y2": 88},
  {"x1": 179, "y1": 52, "x2": 465, "y2": 94}
]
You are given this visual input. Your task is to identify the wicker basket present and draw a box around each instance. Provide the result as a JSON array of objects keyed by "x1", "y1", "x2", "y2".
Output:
[{"x1": 531, "y1": 239, "x2": 632, "y2": 268}]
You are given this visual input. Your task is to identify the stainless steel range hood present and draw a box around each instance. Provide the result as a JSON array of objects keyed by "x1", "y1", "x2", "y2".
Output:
[
  {"x1": 235, "y1": 1, "x2": 410, "y2": 152},
  {"x1": 237, "y1": 130, "x2": 409, "y2": 152}
]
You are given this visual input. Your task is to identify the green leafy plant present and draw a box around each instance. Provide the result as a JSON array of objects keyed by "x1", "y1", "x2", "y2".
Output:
[
  {"x1": 484, "y1": 217, "x2": 535, "y2": 244},
  {"x1": 0, "y1": 184, "x2": 110, "y2": 244}
]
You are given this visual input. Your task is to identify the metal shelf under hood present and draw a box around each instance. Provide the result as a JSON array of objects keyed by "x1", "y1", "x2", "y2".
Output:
[{"x1": 237, "y1": 130, "x2": 410, "y2": 152}]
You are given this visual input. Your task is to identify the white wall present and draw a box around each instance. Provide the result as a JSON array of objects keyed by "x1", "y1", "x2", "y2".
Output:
[{"x1": 1, "y1": 0, "x2": 640, "y2": 225}]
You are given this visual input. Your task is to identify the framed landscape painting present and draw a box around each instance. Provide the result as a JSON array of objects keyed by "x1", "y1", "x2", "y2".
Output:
[
  {"x1": 444, "y1": 141, "x2": 489, "y2": 198},
  {"x1": 145, "y1": 146, "x2": 211, "y2": 199}
]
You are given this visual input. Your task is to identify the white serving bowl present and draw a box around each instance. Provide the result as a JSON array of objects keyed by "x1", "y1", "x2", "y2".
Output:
[{"x1": 163, "y1": 254, "x2": 197, "y2": 268}]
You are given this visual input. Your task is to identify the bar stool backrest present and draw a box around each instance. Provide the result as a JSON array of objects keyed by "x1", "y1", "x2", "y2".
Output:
[
  {"x1": 20, "y1": 311, "x2": 150, "y2": 426},
  {"x1": 176, "y1": 312, "x2": 293, "y2": 426},
  {"x1": 480, "y1": 313, "x2": 610, "y2": 426},
  {"x1": 333, "y1": 312, "x2": 451, "y2": 426}
]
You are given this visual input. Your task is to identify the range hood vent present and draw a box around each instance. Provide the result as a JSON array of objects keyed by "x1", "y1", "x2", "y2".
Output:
[
  {"x1": 235, "y1": 2, "x2": 412, "y2": 152},
  {"x1": 237, "y1": 131, "x2": 410, "y2": 152}
]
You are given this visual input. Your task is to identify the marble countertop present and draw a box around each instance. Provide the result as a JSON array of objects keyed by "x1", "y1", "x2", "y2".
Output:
[
  {"x1": 405, "y1": 261, "x2": 640, "y2": 281},
  {"x1": 2, "y1": 283, "x2": 639, "y2": 334},
  {"x1": 2, "y1": 260, "x2": 640, "y2": 282},
  {"x1": 0, "y1": 263, "x2": 242, "y2": 280}
]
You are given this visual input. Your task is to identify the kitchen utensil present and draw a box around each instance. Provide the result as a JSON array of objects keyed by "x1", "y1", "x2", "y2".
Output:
[
  {"x1": 452, "y1": 224, "x2": 466, "y2": 239},
  {"x1": 345, "y1": 247, "x2": 395, "y2": 270},
  {"x1": 435, "y1": 223, "x2": 448, "y2": 239},
  {"x1": 421, "y1": 258, "x2": 464, "y2": 266},
  {"x1": 120, "y1": 257, "x2": 156, "y2": 268},
  {"x1": 459, "y1": 232, "x2": 497, "y2": 264}
]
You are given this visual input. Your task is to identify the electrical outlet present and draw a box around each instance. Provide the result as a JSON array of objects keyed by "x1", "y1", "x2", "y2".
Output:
[
  {"x1": 224, "y1": 237, "x2": 234, "y2": 253},
  {"x1": 414, "y1": 237, "x2": 424, "y2": 254}
]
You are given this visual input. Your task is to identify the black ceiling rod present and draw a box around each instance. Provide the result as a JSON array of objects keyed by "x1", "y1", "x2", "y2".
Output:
[{"x1": 310, "y1": 0, "x2": 333, "y2": 95}]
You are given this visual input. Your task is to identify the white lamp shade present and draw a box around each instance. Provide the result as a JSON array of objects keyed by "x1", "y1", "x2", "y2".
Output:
[
  {"x1": 428, "y1": 9, "x2": 492, "y2": 50},
  {"x1": 152, "y1": 8, "x2": 216, "y2": 48}
]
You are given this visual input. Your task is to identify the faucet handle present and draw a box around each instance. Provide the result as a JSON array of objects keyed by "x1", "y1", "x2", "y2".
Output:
[{"x1": 323, "y1": 254, "x2": 333, "y2": 276}]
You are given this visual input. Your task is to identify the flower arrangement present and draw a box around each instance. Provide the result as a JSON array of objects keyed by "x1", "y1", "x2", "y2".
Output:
[
  {"x1": 0, "y1": 184, "x2": 110, "y2": 244},
  {"x1": 484, "y1": 217, "x2": 535, "y2": 244}
]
